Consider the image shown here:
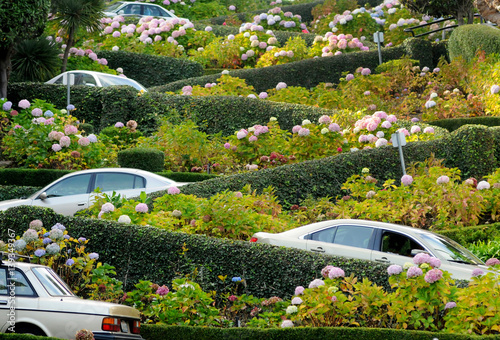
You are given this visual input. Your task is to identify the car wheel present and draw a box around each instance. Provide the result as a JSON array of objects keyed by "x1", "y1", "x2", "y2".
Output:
[{"x1": 10, "y1": 324, "x2": 46, "y2": 336}]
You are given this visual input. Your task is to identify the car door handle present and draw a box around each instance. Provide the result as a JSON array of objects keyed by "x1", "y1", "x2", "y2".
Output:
[
  {"x1": 310, "y1": 247, "x2": 325, "y2": 253},
  {"x1": 374, "y1": 257, "x2": 390, "y2": 263},
  {"x1": 0, "y1": 300, "x2": 8, "y2": 305},
  {"x1": 77, "y1": 202, "x2": 87, "y2": 206}
]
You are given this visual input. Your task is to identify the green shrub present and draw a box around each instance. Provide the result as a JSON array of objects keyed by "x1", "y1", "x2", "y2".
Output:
[
  {"x1": 140, "y1": 324, "x2": 493, "y2": 340},
  {"x1": 428, "y1": 116, "x2": 500, "y2": 132},
  {"x1": 96, "y1": 50, "x2": 204, "y2": 88},
  {"x1": 159, "y1": 125, "x2": 497, "y2": 207},
  {"x1": 117, "y1": 148, "x2": 165, "y2": 172},
  {"x1": 0, "y1": 185, "x2": 41, "y2": 201},
  {"x1": 0, "y1": 206, "x2": 390, "y2": 296},
  {"x1": 448, "y1": 24, "x2": 500, "y2": 62},
  {"x1": 0, "y1": 168, "x2": 71, "y2": 186}
]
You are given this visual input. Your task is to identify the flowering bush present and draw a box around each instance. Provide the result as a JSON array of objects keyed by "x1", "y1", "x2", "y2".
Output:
[
  {"x1": 250, "y1": 7, "x2": 306, "y2": 33},
  {"x1": 1, "y1": 220, "x2": 103, "y2": 295},
  {"x1": 1, "y1": 98, "x2": 115, "y2": 169}
]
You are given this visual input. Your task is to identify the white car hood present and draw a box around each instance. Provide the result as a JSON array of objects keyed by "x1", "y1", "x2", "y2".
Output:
[{"x1": 0, "y1": 198, "x2": 32, "y2": 210}]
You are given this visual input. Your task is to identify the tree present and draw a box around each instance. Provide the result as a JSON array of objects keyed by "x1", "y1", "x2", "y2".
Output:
[
  {"x1": 51, "y1": 0, "x2": 105, "y2": 73},
  {"x1": 400, "y1": 0, "x2": 475, "y2": 25},
  {"x1": 475, "y1": 0, "x2": 500, "y2": 25},
  {"x1": 0, "y1": 0, "x2": 50, "y2": 99}
]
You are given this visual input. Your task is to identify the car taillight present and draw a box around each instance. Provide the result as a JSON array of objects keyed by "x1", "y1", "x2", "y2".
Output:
[
  {"x1": 102, "y1": 317, "x2": 120, "y2": 332},
  {"x1": 131, "y1": 320, "x2": 141, "y2": 334},
  {"x1": 250, "y1": 237, "x2": 258, "y2": 242}
]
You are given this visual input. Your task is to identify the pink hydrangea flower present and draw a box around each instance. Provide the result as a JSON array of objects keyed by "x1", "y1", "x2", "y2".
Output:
[
  {"x1": 224, "y1": 143, "x2": 231, "y2": 149},
  {"x1": 101, "y1": 203, "x2": 115, "y2": 213},
  {"x1": 445, "y1": 301, "x2": 456, "y2": 309},
  {"x1": 249, "y1": 135, "x2": 258, "y2": 142},
  {"x1": 406, "y1": 266, "x2": 423, "y2": 278},
  {"x1": 328, "y1": 267, "x2": 345, "y2": 279},
  {"x1": 477, "y1": 181, "x2": 490, "y2": 190},
  {"x1": 78, "y1": 137, "x2": 90, "y2": 146},
  {"x1": 429, "y1": 257, "x2": 441, "y2": 268},
  {"x1": 51, "y1": 144, "x2": 62, "y2": 152},
  {"x1": 18, "y1": 99, "x2": 30, "y2": 109},
  {"x1": 276, "y1": 82, "x2": 287, "y2": 90},
  {"x1": 381, "y1": 121, "x2": 392, "y2": 129},
  {"x1": 308, "y1": 279, "x2": 324, "y2": 289},
  {"x1": 318, "y1": 115, "x2": 331, "y2": 124},
  {"x1": 386, "y1": 114, "x2": 397, "y2": 123},
  {"x1": 294, "y1": 286, "x2": 305, "y2": 295},
  {"x1": 168, "y1": 186, "x2": 180, "y2": 195},
  {"x1": 424, "y1": 268, "x2": 443, "y2": 283},
  {"x1": 236, "y1": 129, "x2": 248, "y2": 139},
  {"x1": 115, "y1": 122, "x2": 124, "y2": 128},
  {"x1": 135, "y1": 203, "x2": 148, "y2": 213},
  {"x1": 234, "y1": 192, "x2": 243, "y2": 198},
  {"x1": 485, "y1": 258, "x2": 500, "y2": 266},
  {"x1": 258, "y1": 92, "x2": 268, "y2": 99},
  {"x1": 436, "y1": 175, "x2": 450, "y2": 185},
  {"x1": 328, "y1": 123, "x2": 340, "y2": 132},
  {"x1": 64, "y1": 125, "x2": 78, "y2": 135},
  {"x1": 413, "y1": 252, "x2": 431, "y2": 265},
  {"x1": 281, "y1": 320, "x2": 293, "y2": 328},
  {"x1": 471, "y1": 268, "x2": 484, "y2": 277},
  {"x1": 491, "y1": 84, "x2": 500, "y2": 94},
  {"x1": 361, "y1": 68, "x2": 371, "y2": 76},
  {"x1": 31, "y1": 108, "x2": 43, "y2": 117},
  {"x1": 292, "y1": 125, "x2": 302, "y2": 134},
  {"x1": 410, "y1": 125, "x2": 421, "y2": 134},
  {"x1": 156, "y1": 285, "x2": 169, "y2": 296},
  {"x1": 291, "y1": 297, "x2": 303, "y2": 304},
  {"x1": 298, "y1": 128, "x2": 310, "y2": 136},
  {"x1": 401, "y1": 174, "x2": 413, "y2": 186},
  {"x1": 345, "y1": 74, "x2": 354, "y2": 81},
  {"x1": 424, "y1": 127, "x2": 435, "y2": 134},
  {"x1": 387, "y1": 264, "x2": 402, "y2": 276},
  {"x1": 59, "y1": 136, "x2": 71, "y2": 147}
]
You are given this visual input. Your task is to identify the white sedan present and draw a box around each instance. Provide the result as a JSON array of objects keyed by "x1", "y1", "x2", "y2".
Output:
[
  {"x1": 251, "y1": 219, "x2": 489, "y2": 281},
  {"x1": 45, "y1": 71, "x2": 148, "y2": 92},
  {"x1": 0, "y1": 259, "x2": 143, "y2": 339},
  {"x1": 104, "y1": 1, "x2": 189, "y2": 22},
  {"x1": 0, "y1": 168, "x2": 184, "y2": 216}
]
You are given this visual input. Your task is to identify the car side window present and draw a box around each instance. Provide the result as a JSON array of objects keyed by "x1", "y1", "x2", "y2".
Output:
[
  {"x1": 94, "y1": 173, "x2": 146, "y2": 191},
  {"x1": 159, "y1": 8, "x2": 172, "y2": 17},
  {"x1": 381, "y1": 231, "x2": 424, "y2": 257},
  {"x1": 309, "y1": 227, "x2": 337, "y2": 243},
  {"x1": 74, "y1": 74, "x2": 96, "y2": 86},
  {"x1": 52, "y1": 76, "x2": 64, "y2": 84},
  {"x1": 333, "y1": 225, "x2": 374, "y2": 249},
  {"x1": 44, "y1": 174, "x2": 92, "y2": 197},
  {"x1": 0, "y1": 268, "x2": 36, "y2": 296},
  {"x1": 145, "y1": 5, "x2": 161, "y2": 16}
]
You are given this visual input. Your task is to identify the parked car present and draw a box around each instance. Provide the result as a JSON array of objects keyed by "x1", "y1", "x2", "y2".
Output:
[
  {"x1": 250, "y1": 219, "x2": 489, "y2": 281},
  {"x1": 0, "y1": 255, "x2": 143, "y2": 339},
  {"x1": 0, "y1": 168, "x2": 185, "y2": 216},
  {"x1": 104, "y1": 1, "x2": 189, "y2": 22},
  {"x1": 45, "y1": 71, "x2": 148, "y2": 92}
]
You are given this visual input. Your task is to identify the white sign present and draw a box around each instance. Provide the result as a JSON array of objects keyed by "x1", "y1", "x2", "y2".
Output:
[
  {"x1": 373, "y1": 31, "x2": 384, "y2": 43},
  {"x1": 62, "y1": 74, "x2": 75, "y2": 86},
  {"x1": 391, "y1": 131, "x2": 406, "y2": 147}
]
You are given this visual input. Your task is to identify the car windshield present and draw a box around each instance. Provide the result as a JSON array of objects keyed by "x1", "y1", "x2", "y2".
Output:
[
  {"x1": 419, "y1": 233, "x2": 484, "y2": 265},
  {"x1": 32, "y1": 267, "x2": 74, "y2": 296},
  {"x1": 106, "y1": 2, "x2": 124, "y2": 12},
  {"x1": 97, "y1": 74, "x2": 146, "y2": 91}
]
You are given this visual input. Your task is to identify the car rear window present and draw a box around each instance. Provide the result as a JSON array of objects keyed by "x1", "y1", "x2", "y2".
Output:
[{"x1": 32, "y1": 267, "x2": 74, "y2": 296}]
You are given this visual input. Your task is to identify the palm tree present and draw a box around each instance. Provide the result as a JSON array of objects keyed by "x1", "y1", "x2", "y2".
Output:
[
  {"x1": 51, "y1": 0, "x2": 105, "y2": 73},
  {"x1": 10, "y1": 37, "x2": 62, "y2": 82}
]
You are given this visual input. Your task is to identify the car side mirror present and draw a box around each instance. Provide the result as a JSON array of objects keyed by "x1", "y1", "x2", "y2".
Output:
[
  {"x1": 39, "y1": 192, "x2": 47, "y2": 200},
  {"x1": 411, "y1": 249, "x2": 428, "y2": 256}
]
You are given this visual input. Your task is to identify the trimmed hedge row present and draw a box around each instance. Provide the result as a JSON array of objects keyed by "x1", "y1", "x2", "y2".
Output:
[
  {"x1": 150, "y1": 38, "x2": 440, "y2": 94},
  {"x1": 439, "y1": 222, "x2": 500, "y2": 246},
  {"x1": 205, "y1": 1, "x2": 326, "y2": 26},
  {"x1": 0, "y1": 206, "x2": 390, "y2": 296},
  {"x1": 428, "y1": 116, "x2": 500, "y2": 132},
  {"x1": 448, "y1": 24, "x2": 500, "y2": 62},
  {"x1": 95, "y1": 50, "x2": 204, "y2": 88},
  {"x1": 0, "y1": 185, "x2": 41, "y2": 201},
  {"x1": 140, "y1": 325, "x2": 498, "y2": 340},
  {"x1": 193, "y1": 23, "x2": 318, "y2": 46},
  {"x1": 0, "y1": 335, "x2": 61, "y2": 340},
  {"x1": 6, "y1": 83, "x2": 336, "y2": 136},
  {"x1": 151, "y1": 125, "x2": 497, "y2": 206},
  {"x1": 0, "y1": 168, "x2": 216, "y2": 187}
]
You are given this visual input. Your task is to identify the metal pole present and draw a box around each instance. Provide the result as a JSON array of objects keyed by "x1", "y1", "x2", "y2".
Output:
[
  {"x1": 67, "y1": 81, "x2": 70, "y2": 108},
  {"x1": 377, "y1": 40, "x2": 382, "y2": 65},
  {"x1": 397, "y1": 133, "x2": 406, "y2": 175}
]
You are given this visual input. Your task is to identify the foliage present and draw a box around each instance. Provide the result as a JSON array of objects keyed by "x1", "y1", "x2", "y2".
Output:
[
  {"x1": 448, "y1": 24, "x2": 500, "y2": 63},
  {"x1": 117, "y1": 147, "x2": 165, "y2": 173},
  {"x1": 10, "y1": 37, "x2": 61, "y2": 82},
  {"x1": 1, "y1": 99, "x2": 116, "y2": 169}
]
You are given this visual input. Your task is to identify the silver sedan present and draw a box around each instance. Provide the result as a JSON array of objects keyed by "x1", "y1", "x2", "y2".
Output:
[
  {"x1": 251, "y1": 219, "x2": 488, "y2": 281},
  {"x1": 0, "y1": 168, "x2": 184, "y2": 216}
]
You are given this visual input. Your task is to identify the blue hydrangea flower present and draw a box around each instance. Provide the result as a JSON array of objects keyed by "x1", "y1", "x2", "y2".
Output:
[
  {"x1": 44, "y1": 110, "x2": 54, "y2": 117},
  {"x1": 34, "y1": 249, "x2": 46, "y2": 257},
  {"x1": 67, "y1": 104, "x2": 75, "y2": 111},
  {"x1": 66, "y1": 259, "x2": 75, "y2": 266},
  {"x1": 46, "y1": 243, "x2": 60, "y2": 255},
  {"x1": 231, "y1": 277, "x2": 242, "y2": 282},
  {"x1": 43, "y1": 238, "x2": 52, "y2": 245},
  {"x1": 78, "y1": 237, "x2": 86, "y2": 243},
  {"x1": 51, "y1": 223, "x2": 66, "y2": 231},
  {"x1": 89, "y1": 252, "x2": 99, "y2": 260},
  {"x1": 13, "y1": 239, "x2": 27, "y2": 251},
  {"x1": 44, "y1": 232, "x2": 50, "y2": 237},
  {"x1": 64, "y1": 235, "x2": 70, "y2": 240}
]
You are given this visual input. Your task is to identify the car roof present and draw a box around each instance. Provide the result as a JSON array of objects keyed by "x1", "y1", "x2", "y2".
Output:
[{"x1": 281, "y1": 219, "x2": 434, "y2": 238}]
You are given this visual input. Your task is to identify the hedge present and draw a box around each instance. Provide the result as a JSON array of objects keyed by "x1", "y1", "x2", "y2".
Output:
[
  {"x1": 448, "y1": 24, "x2": 500, "y2": 62},
  {"x1": 140, "y1": 325, "x2": 499, "y2": 340},
  {"x1": 428, "y1": 116, "x2": 500, "y2": 132},
  {"x1": 193, "y1": 23, "x2": 317, "y2": 46},
  {"x1": 6, "y1": 83, "x2": 337, "y2": 136},
  {"x1": 95, "y1": 50, "x2": 204, "y2": 88},
  {"x1": 0, "y1": 206, "x2": 390, "y2": 296},
  {"x1": 439, "y1": 222, "x2": 500, "y2": 246},
  {"x1": 0, "y1": 335, "x2": 61, "y2": 340},
  {"x1": 205, "y1": 1, "x2": 326, "y2": 27},
  {"x1": 150, "y1": 125, "x2": 497, "y2": 207},
  {"x1": 117, "y1": 148, "x2": 165, "y2": 172},
  {"x1": 150, "y1": 38, "x2": 440, "y2": 94}
]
